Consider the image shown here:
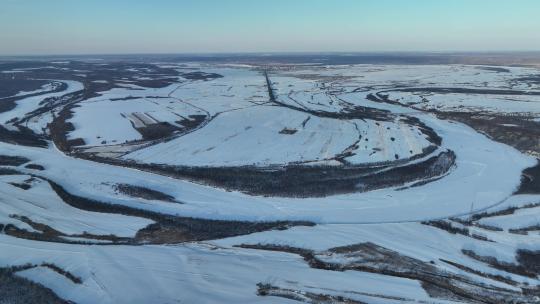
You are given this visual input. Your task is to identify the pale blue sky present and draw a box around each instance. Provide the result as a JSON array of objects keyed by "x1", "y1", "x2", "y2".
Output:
[{"x1": 1, "y1": 0, "x2": 539, "y2": 55}]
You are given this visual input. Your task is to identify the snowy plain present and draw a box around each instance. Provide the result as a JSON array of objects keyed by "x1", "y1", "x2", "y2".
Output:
[{"x1": 0, "y1": 62, "x2": 539, "y2": 303}]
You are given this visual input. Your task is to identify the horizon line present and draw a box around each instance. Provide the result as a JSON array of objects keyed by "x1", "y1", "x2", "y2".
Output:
[{"x1": 2, "y1": 50, "x2": 540, "y2": 59}]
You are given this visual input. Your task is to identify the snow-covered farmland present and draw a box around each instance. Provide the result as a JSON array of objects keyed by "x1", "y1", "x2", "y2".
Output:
[{"x1": 124, "y1": 105, "x2": 432, "y2": 166}]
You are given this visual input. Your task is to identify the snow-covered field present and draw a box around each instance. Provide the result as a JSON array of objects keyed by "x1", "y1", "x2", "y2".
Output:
[
  {"x1": 124, "y1": 105, "x2": 434, "y2": 166},
  {"x1": 68, "y1": 96, "x2": 206, "y2": 146},
  {"x1": 0, "y1": 61, "x2": 539, "y2": 303}
]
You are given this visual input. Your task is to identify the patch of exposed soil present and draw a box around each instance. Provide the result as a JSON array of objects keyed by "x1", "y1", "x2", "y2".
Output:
[
  {"x1": 517, "y1": 161, "x2": 540, "y2": 194},
  {"x1": 135, "y1": 122, "x2": 179, "y2": 141},
  {"x1": 0, "y1": 125, "x2": 48, "y2": 147},
  {"x1": 114, "y1": 183, "x2": 180, "y2": 203},
  {"x1": 25, "y1": 164, "x2": 45, "y2": 170},
  {"x1": 516, "y1": 250, "x2": 540, "y2": 276},
  {"x1": 476, "y1": 66, "x2": 511, "y2": 73},
  {"x1": 0, "y1": 155, "x2": 30, "y2": 166},
  {"x1": 180, "y1": 71, "x2": 223, "y2": 80}
]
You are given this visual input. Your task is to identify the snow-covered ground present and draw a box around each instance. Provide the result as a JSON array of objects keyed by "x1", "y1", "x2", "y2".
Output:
[
  {"x1": 2, "y1": 236, "x2": 441, "y2": 304},
  {"x1": 0, "y1": 174, "x2": 152, "y2": 237},
  {"x1": 68, "y1": 96, "x2": 205, "y2": 146},
  {"x1": 124, "y1": 105, "x2": 432, "y2": 166},
  {"x1": 1, "y1": 62, "x2": 539, "y2": 303}
]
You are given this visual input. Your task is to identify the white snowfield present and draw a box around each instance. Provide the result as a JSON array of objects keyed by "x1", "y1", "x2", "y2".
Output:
[
  {"x1": 2, "y1": 236, "x2": 442, "y2": 304},
  {"x1": 123, "y1": 105, "x2": 432, "y2": 166},
  {"x1": 170, "y1": 67, "x2": 269, "y2": 114},
  {"x1": 126, "y1": 105, "x2": 358, "y2": 166},
  {"x1": 1, "y1": 63, "x2": 539, "y2": 303},
  {"x1": 67, "y1": 68, "x2": 269, "y2": 149},
  {"x1": 68, "y1": 96, "x2": 206, "y2": 146}
]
